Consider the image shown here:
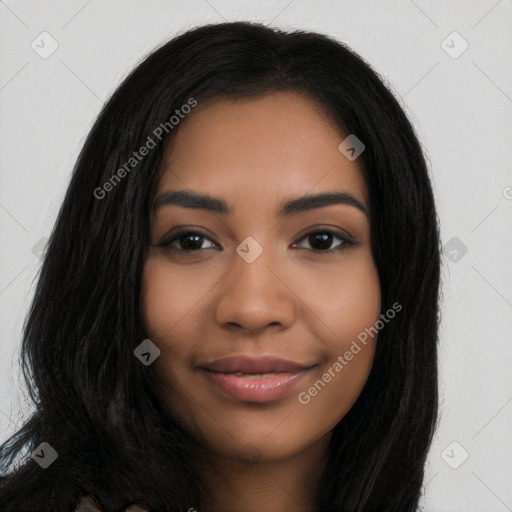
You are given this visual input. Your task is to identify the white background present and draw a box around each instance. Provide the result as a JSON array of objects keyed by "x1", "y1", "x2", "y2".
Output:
[{"x1": 1, "y1": 1, "x2": 511, "y2": 510}]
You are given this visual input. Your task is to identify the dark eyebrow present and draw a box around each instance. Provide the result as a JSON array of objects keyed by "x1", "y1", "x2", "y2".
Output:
[
  {"x1": 278, "y1": 191, "x2": 367, "y2": 217},
  {"x1": 154, "y1": 190, "x2": 229, "y2": 213},
  {"x1": 153, "y1": 190, "x2": 368, "y2": 217}
]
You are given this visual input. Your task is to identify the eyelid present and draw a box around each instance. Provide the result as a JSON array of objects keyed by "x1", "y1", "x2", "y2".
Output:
[
  {"x1": 292, "y1": 225, "x2": 355, "y2": 245},
  {"x1": 155, "y1": 227, "x2": 220, "y2": 251},
  {"x1": 290, "y1": 227, "x2": 356, "y2": 253}
]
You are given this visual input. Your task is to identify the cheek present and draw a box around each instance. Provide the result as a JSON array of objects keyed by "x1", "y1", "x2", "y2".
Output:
[
  {"x1": 140, "y1": 258, "x2": 211, "y2": 345},
  {"x1": 140, "y1": 259, "x2": 201, "y2": 385},
  {"x1": 291, "y1": 250, "x2": 381, "y2": 344},
  {"x1": 292, "y1": 252, "x2": 380, "y2": 421}
]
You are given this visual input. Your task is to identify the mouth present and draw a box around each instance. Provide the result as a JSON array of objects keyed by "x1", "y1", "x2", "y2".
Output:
[{"x1": 199, "y1": 356, "x2": 318, "y2": 403}]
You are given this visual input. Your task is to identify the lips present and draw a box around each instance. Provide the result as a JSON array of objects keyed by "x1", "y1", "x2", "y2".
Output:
[
  {"x1": 202, "y1": 355, "x2": 312, "y2": 374},
  {"x1": 199, "y1": 356, "x2": 317, "y2": 403}
]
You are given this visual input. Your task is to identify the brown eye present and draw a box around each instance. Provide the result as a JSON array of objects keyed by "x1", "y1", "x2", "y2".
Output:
[
  {"x1": 308, "y1": 232, "x2": 334, "y2": 251},
  {"x1": 292, "y1": 230, "x2": 355, "y2": 253},
  {"x1": 156, "y1": 230, "x2": 219, "y2": 255},
  {"x1": 176, "y1": 233, "x2": 208, "y2": 251}
]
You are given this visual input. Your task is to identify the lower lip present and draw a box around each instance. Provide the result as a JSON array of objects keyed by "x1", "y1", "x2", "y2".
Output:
[{"x1": 200, "y1": 368, "x2": 314, "y2": 403}]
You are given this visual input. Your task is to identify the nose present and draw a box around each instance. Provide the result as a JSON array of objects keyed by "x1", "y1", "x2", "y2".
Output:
[{"x1": 214, "y1": 241, "x2": 298, "y2": 334}]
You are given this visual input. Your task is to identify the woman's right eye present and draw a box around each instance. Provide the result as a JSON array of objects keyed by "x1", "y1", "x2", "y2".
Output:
[{"x1": 155, "y1": 230, "x2": 219, "y2": 255}]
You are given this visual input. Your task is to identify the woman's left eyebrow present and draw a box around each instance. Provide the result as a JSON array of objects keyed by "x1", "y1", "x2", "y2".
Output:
[{"x1": 153, "y1": 189, "x2": 368, "y2": 217}]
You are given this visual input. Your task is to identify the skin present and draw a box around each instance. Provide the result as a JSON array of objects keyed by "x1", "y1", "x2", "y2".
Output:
[{"x1": 141, "y1": 92, "x2": 381, "y2": 512}]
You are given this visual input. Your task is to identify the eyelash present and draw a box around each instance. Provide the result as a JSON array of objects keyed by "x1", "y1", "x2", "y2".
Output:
[{"x1": 155, "y1": 228, "x2": 356, "y2": 256}]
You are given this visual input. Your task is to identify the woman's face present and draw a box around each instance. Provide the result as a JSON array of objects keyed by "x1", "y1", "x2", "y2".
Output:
[{"x1": 141, "y1": 92, "x2": 380, "y2": 462}]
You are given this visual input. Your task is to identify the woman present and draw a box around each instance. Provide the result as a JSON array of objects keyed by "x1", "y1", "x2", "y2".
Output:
[{"x1": 0, "y1": 21, "x2": 441, "y2": 512}]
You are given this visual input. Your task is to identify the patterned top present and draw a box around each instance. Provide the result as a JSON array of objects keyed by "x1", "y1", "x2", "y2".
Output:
[{"x1": 73, "y1": 494, "x2": 149, "y2": 511}]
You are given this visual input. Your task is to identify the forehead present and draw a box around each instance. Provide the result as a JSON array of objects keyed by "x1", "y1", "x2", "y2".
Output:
[{"x1": 157, "y1": 92, "x2": 367, "y2": 208}]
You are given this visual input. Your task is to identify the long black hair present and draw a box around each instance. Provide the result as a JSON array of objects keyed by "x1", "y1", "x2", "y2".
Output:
[{"x1": 0, "y1": 21, "x2": 441, "y2": 511}]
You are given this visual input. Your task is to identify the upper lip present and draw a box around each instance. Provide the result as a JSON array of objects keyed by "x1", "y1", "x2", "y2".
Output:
[{"x1": 201, "y1": 356, "x2": 316, "y2": 374}]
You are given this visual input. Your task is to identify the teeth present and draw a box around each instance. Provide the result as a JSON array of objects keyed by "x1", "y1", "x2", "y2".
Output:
[{"x1": 233, "y1": 372, "x2": 277, "y2": 378}]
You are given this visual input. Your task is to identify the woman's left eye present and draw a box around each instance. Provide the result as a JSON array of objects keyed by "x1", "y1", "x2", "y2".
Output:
[
  {"x1": 291, "y1": 230, "x2": 355, "y2": 253},
  {"x1": 155, "y1": 229, "x2": 355, "y2": 256}
]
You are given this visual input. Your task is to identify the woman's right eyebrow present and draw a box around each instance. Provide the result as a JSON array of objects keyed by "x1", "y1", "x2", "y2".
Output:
[{"x1": 153, "y1": 189, "x2": 368, "y2": 217}]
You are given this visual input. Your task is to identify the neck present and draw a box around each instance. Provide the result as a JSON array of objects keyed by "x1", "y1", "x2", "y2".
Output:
[{"x1": 198, "y1": 433, "x2": 330, "y2": 512}]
